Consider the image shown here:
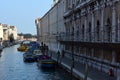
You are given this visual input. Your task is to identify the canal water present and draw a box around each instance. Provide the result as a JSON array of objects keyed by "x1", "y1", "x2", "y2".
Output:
[{"x1": 0, "y1": 44, "x2": 78, "y2": 80}]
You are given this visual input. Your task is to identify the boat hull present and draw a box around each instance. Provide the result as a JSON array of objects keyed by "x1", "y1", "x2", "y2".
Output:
[{"x1": 38, "y1": 59, "x2": 56, "y2": 68}]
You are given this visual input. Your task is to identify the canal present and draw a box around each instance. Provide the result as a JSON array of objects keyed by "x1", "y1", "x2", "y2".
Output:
[{"x1": 0, "y1": 44, "x2": 78, "y2": 80}]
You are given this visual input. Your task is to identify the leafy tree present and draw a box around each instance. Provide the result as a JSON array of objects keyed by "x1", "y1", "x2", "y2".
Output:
[{"x1": 18, "y1": 33, "x2": 37, "y2": 38}]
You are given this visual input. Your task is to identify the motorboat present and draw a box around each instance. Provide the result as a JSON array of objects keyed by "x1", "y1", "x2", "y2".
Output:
[
  {"x1": 23, "y1": 52, "x2": 35, "y2": 62},
  {"x1": 17, "y1": 44, "x2": 29, "y2": 52},
  {"x1": 37, "y1": 59, "x2": 56, "y2": 68},
  {"x1": 33, "y1": 50, "x2": 42, "y2": 62},
  {"x1": 0, "y1": 46, "x2": 3, "y2": 52}
]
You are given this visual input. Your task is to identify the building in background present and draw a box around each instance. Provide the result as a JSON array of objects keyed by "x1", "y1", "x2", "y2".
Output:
[
  {"x1": 17, "y1": 35, "x2": 24, "y2": 41},
  {"x1": 0, "y1": 24, "x2": 3, "y2": 40},
  {"x1": 9, "y1": 26, "x2": 18, "y2": 40},
  {"x1": 0, "y1": 24, "x2": 18, "y2": 41},
  {"x1": 2, "y1": 24, "x2": 9, "y2": 40},
  {"x1": 0, "y1": 24, "x2": 3, "y2": 46},
  {"x1": 35, "y1": 18, "x2": 41, "y2": 41}
]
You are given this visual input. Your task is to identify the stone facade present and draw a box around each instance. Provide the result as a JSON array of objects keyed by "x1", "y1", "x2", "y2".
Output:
[
  {"x1": 1, "y1": 24, "x2": 18, "y2": 41},
  {"x1": 36, "y1": 0, "x2": 120, "y2": 79},
  {"x1": 62, "y1": 0, "x2": 120, "y2": 79},
  {"x1": 0, "y1": 24, "x2": 3, "y2": 41},
  {"x1": 35, "y1": 0, "x2": 65, "y2": 52},
  {"x1": 35, "y1": 18, "x2": 41, "y2": 41}
]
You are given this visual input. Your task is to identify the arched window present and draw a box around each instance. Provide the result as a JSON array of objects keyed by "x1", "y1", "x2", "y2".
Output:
[
  {"x1": 89, "y1": 22, "x2": 91, "y2": 41},
  {"x1": 72, "y1": 27, "x2": 74, "y2": 36},
  {"x1": 82, "y1": 24, "x2": 84, "y2": 40},
  {"x1": 76, "y1": 26, "x2": 79, "y2": 36},
  {"x1": 97, "y1": 20, "x2": 100, "y2": 41},
  {"x1": 106, "y1": 18, "x2": 111, "y2": 42}
]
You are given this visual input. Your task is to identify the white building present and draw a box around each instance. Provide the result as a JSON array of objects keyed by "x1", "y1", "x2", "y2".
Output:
[
  {"x1": 9, "y1": 26, "x2": 18, "y2": 40},
  {"x1": 2, "y1": 24, "x2": 18, "y2": 41},
  {"x1": 0, "y1": 24, "x2": 3, "y2": 40}
]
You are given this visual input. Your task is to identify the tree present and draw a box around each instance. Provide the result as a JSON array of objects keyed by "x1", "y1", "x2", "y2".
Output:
[{"x1": 18, "y1": 33, "x2": 37, "y2": 38}]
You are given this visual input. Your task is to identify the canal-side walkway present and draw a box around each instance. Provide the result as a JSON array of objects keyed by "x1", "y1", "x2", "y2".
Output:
[{"x1": 49, "y1": 50, "x2": 117, "y2": 80}]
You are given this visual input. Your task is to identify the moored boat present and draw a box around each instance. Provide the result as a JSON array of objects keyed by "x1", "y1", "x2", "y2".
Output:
[
  {"x1": 37, "y1": 59, "x2": 56, "y2": 68},
  {"x1": 23, "y1": 52, "x2": 35, "y2": 62},
  {"x1": 33, "y1": 50, "x2": 42, "y2": 61},
  {"x1": 0, "y1": 46, "x2": 3, "y2": 52},
  {"x1": 17, "y1": 44, "x2": 29, "y2": 52}
]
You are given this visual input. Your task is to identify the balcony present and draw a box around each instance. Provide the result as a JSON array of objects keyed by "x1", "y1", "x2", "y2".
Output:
[
  {"x1": 56, "y1": 32, "x2": 120, "y2": 50},
  {"x1": 57, "y1": 33, "x2": 87, "y2": 43}
]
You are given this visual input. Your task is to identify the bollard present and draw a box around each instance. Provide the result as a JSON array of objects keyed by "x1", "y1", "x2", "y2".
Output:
[{"x1": 109, "y1": 68, "x2": 114, "y2": 77}]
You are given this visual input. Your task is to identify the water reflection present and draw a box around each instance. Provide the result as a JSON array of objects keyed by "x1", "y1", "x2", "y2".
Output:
[{"x1": 0, "y1": 45, "x2": 78, "y2": 80}]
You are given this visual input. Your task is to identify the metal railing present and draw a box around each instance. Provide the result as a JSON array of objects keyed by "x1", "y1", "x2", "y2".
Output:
[{"x1": 56, "y1": 27, "x2": 120, "y2": 43}]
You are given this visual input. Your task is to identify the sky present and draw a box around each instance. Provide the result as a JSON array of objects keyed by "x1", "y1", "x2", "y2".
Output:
[{"x1": 0, "y1": 0, "x2": 53, "y2": 35}]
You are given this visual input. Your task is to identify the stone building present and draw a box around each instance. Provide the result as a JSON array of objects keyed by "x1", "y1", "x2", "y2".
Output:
[
  {"x1": 36, "y1": 0, "x2": 120, "y2": 79},
  {"x1": 0, "y1": 24, "x2": 3, "y2": 40},
  {"x1": 60, "y1": 0, "x2": 120, "y2": 78},
  {"x1": 35, "y1": 18, "x2": 41, "y2": 41},
  {"x1": 35, "y1": 0, "x2": 65, "y2": 52},
  {"x1": 1, "y1": 24, "x2": 18, "y2": 41}
]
